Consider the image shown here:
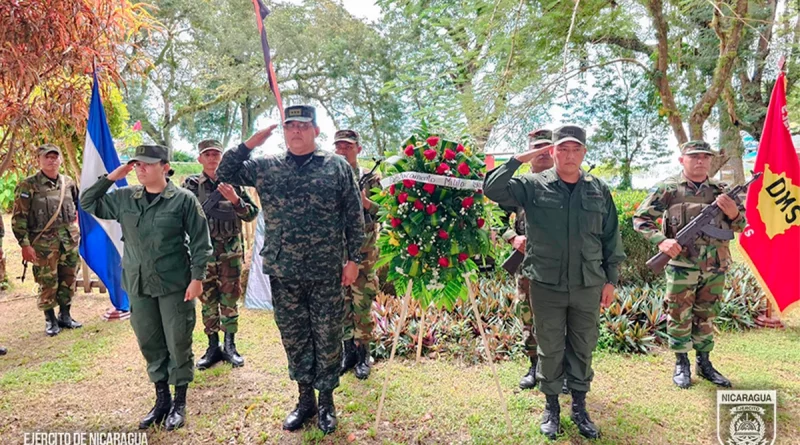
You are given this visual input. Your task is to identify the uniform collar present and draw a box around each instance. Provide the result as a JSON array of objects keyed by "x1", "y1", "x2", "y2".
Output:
[
  {"x1": 132, "y1": 180, "x2": 178, "y2": 200},
  {"x1": 283, "y1": 147, "x2": 325, "y2": 167},
  {"x1": 36, "y1": 171, "x2": 60, "y2": 184},
  {"x1": 200, "y1": 172, "x2": 218, "y2": 185},
  {"x1": 678, "y1": 172, "x2": 718, "y2": 189}
]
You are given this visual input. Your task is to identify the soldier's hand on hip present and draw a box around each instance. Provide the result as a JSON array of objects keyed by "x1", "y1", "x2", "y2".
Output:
[
  {"x1": 600, "y1": 283, "x2": 615, "y2": 309},
  {"x1": 184, "y1": 279, "x2": 203, "y2": 302},
  {"x1": 244, "y1": 124, "x2": 279, "y2": 150},
  {"x1": 715, "y1": 194, "x2": 740, "y2": 220},
  {"x1": 21, "y1": 246, "x2": 38, "y2": 263},
  {"x1": 658, "y1": 239, "x2": 682, "y2": 258},
  {"x1": 511, "y1": 235, "x2": 526, "y2": 253},
  {"x1": 107, "y1": 164, "x2": 134, "y2": 182},
  {"x1": 218, "y1": 183, "x2": 240, "y2": 206},
  {"x1": 342, "y1": 261, "x2": 358, "y2": 286}
]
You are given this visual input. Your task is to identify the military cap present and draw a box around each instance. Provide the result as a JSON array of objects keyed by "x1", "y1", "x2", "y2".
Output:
[
  {"x1": 333, "y1": 129, "x2": 360, "y2": 144},
  {"x1": 37, "y1": 144, "x2": 62, "y2": 156},
  {"x1": 128, "y1": 145, "x2": 170, "y2": 164},
  {"x1": 680, "y1": 140, "x2": 718, "y2": 156},
  {"x1": 198, "y1": 139, "x2": 223, "y2": 154},
  {"x1": 552, "y1": 125, "x2": 587, "y2": 146},
  {"x1": 284, "y1": 105, "x2": 316, "y2": 124},
  {"x1": 528, "y1": 129, "x2": 553, "y2": 147}
]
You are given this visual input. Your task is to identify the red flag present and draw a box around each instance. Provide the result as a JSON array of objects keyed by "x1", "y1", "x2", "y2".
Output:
[
  {"x1": 251, "y1": 0, "x2": 285, "y2": 122},
  {"x1": 740, "y1": 71, "x2": 800, "y2": 314}
]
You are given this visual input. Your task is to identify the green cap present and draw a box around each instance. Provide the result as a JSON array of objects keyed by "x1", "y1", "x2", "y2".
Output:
[
  {"x1": 680, "y1": 140, "x2": 718, "y2": 156},
  {"x1": 284, "y1": 105, "x2": 316, "y2": 124},
  {"x1": 528, "y1": 129, "x2": 553, "y2": 147},
  {"x1": 37, "y1": 144, "x2": 61, "y2": 156},
  {"x1": 333, "y1": 129, "x2": 360, "y2": 144},
  {"x1": 198, "y1": 139, "x2": 223, "y2": 154},
  {"x1": 553, "y1": 125, "x2": 586, "y2": 146},
  {"x1": 128, "y1": 145, "x2": 170, "y2": 164}
]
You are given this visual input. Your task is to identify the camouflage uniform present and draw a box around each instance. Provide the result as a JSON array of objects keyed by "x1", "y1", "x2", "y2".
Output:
[
  {"x1": 12, "y1": 171, "x2": 80, "y2": 311},
  {"x1": 500, "y1": 207, "x2": 536, "y2": 357}
]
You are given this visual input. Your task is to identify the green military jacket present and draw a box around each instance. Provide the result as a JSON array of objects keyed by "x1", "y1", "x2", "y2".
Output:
[
  {"x1": 80, "y1": 178, "x2": 213, "y2": 297},
  {"x1": 484, "y1": 158, "x2": 626, "y2": 291},
  {"x1": 12, "y1": 171, "x2": 80, "y2": 249}
]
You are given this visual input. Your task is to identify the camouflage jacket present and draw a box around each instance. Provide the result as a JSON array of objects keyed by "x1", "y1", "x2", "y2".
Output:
[
  {"x1": 12, "y1": 171, "x2": 80, "y2": 249},
  {"x1": 217, "y1": 144, "x2": 365, "y2": 279},
  {"x1": 499, "y1": 205, "x2": 526, "y2": 243},
  {"x1": 80, "y1": 178, "x2": 212, "y2": 297},
  {"x1": 357, "y1": 165, "x2": 380, "y2": 255},
  {"x1": 182, "y1": 172, "x2": 259, "y2": 240},
  {"x1": 633, "y1": 173, "x2": 746, "y2": 272},
  {"x1": 484, "y1": 159, "x2": 626, "y2": 290}
]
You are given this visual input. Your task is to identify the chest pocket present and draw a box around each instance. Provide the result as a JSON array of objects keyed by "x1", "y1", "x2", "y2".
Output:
[
  {"x1": 307, "y1": 177, "x2": 339, "y2": 213},
  {"x1": 581, "y1": 192, "x2": 605, "y2": 235},
  {"x1": 153, "y1": 210, "x2": 183, "y2": 238}
]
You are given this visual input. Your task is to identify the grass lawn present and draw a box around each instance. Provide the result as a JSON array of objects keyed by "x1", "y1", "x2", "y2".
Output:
[{"x1": 1, "y1": 213, "x2": 799, "y2": 444}]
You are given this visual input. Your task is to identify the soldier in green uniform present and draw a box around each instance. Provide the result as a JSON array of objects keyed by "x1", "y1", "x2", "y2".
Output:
[
  {"x1": 633, "y1": 140, "x2": 744, "y2": 389},
  {"x1": 183, "y1": 139, "x2": 259, "y2": 370},
  {"x1": 12, "y1": 144, "x2": 82, "y2": 336},
  {"x1": 217, "y1": 105, "x2": 364, "y2": 435},
  {"x1": 80, "y1": 145, "x2": 212, "y2": 432},
  {"x1": 333, "y1": 129, "x2": 380, "y2": 380},
  {"x1": 485, "y1": 125, "x2": 626, "y2": 440}
]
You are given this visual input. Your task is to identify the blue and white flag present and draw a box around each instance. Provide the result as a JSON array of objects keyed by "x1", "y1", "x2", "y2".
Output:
[{"x1": 78, "y1": 72, "x2": 129, "y2": 311}]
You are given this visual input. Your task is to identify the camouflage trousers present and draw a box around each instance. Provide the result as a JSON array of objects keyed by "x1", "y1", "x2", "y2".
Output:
[
  {"x1": 342, "y1": 260, "x2": 378, "y2": 344},
  {"x1": 200, "y1": 236, "x2": 243, "y2": 335},
  {"x1": 32, "y1": 241, "x2": 78, "y2": 311},
  {"x1": 516, "y1": 275, "x2": 537, "y2": 357},
  {"x1": 665, "y1": 265, "x2": 725, "y2": 353},
  {"x1": 0, "y1": 247, "x2": 6, "y2": 285},
  {"x1": 270, "y1": 277, "x2": 345, "y2": 392}
]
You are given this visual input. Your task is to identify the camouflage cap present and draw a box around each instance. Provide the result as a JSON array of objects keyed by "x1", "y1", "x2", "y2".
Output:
[
  {"x1": 333, "y1": 129, "x2": 360, "y2": 144},
  {"x1": 128, "y1": 144, "x2": 170, "y2": 164},
  {"x1": 680, "y1": 140, "x2": 718, "y2": 156},
  {"x1": 528, "y1": 129, "x2": 553, "y2": 147},
  {"x1": 553, "y1": 125, "x2": 586, "y2": 146},
  {"x1": 198, "y1": 139, "x2": 223, "y2": 154},
  {"x1": 284, "y1": 105, "x2": 316, "y2": 124},
  {"x1": 37, "y1": 144, "x2": 62, "y2": 156}
]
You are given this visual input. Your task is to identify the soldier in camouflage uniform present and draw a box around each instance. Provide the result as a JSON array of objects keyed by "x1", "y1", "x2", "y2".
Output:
[
  {"x1": 217, "y1": 105, "x2": 364, "y2": 435},
  {"x1": 333, "y1": 129, "x2": 380, "y2": 380},
  {"x1": 12, "y1": 144, "x2": 82, "y2": 336},
  {"x1": 183, "y1": 139, "x2": 259, "y2": 370},
  {"x1": 633, "y1": 141, "x2": 745, "y2": 390}
]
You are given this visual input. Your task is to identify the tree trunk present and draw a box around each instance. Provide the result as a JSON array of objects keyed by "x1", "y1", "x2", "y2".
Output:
[{"x1": 715, "y1": 101, "x2": 745, "y2": 182}]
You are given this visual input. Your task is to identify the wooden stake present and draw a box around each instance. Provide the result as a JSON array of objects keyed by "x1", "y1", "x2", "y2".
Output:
[
  {"x1": 415, "y1": 302, "x2": 427, "y2": 363},
  {"x1": 465, "y1": 274, "x2": 512, "y2": 432},
  {"x1": 374, "y1": 279, "x2": 413, "y2": 433}
]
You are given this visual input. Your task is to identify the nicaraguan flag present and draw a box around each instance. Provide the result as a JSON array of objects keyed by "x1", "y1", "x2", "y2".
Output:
[{"x1": 78, "y1": 72, "x2": 129, "y2": 311}]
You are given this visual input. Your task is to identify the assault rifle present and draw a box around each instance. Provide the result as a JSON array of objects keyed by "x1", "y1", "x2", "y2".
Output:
[
  {"x1": 202, "y1": 190, "x2": 237, "y2": 221},
  {"x1": 646, "y1": 172, "x2": 761, "y2": 273},
  {"x1": 358, "y1": 158, "x2": 383, "y2": 190}
]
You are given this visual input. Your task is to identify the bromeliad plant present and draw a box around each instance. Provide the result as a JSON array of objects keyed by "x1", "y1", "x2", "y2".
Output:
[{"x1": 371, "y1": 129, "x2": 494, "y2": 309}]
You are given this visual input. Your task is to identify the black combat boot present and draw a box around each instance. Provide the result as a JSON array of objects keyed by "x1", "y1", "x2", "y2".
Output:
[
  {"x1": 353, "y1": 342, "x2": 371, "y2": 380},
  {"x1": 696, "y1": 351, "x2": 732, "y2": 387},
  {"x1": 0, "y1": 346, "x2": 6, "y2": 356},
  {"x1": 519, "y1": 355, "x2": 538, "y2": 390},
  {"x1": 571, "y1": 390, "x2": 600, "y2": 439},
  {"x1": 57, "y1": 304, "x2": 82, "y2": 329},
  {"x1": 283, "y1": 383, "x2": 316, "y2": 431},
  {"x1": 44, "y1": 309, "x2": 61, "y2": 337},
  {"x1": 165, "y1": 384, "x2": 187, "y2": 431},
  {"x1": 339, "y1": 339, "x2": 357, "y2": 375},
  {"x1": 673, "y1": 353, "x2": 691, "y2": 389},
  {"x1": 138, "y1": 381, "x2": 171, "y2": 429},
  {"x1": 222, "y1": 332, "x2": 244, "y2": 368},
  {"x1": 196, "y1": 333, "x2": 224, "y2": 370},
  {"x1": 540, "y1": 394, "x2": 561, "y2": 440},
  {"x1": 317, "y1": 389, "x2": 338, "y2": 434}
]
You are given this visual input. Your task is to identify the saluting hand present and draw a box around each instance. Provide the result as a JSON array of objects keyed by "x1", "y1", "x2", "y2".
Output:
[
  {"x1": 244, "y1": 124, "x2": 279, "y2": 150},
  {"x1": 342, "y1": 261, "x2": 358, "y2": 286},
  {"x1": 514, "y1": 145, "x2": 551, "y2": 164},
  {"x1": 107, "y1": 164, "x2": 135, "y2": 182},
  {"x1": 185, "y1": 279, "x2": 203, "y2": 302},
  {"x1": 600, "y1": 283, "x2": 615, "y2": 309},
  {"x1": 218, "y1": 183, "x2": 240, "y2": 206}
]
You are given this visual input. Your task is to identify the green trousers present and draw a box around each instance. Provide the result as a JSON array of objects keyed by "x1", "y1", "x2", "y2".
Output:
[
  {"x1": 530, "y1": 282, "x2": 602, "y2": 395},
  {"x1": 129, "y1": 291, "x2": 196, "y2": 386}
]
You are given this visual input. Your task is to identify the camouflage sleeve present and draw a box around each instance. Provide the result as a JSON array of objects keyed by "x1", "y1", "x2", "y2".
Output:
[
  {"x1": 365, "y1": 176, "x2": 381, "y2": 218},
  {"x1": 602, "y1": 188, "x2": 627, "y2": 285},
  {"x1": 342, "y1": 164, "x2": 365, "y2": 264},
  {"x1": 79, "y1": 177, "x2": 122, "y2": 221},
  {"x1": 11, "y1": 180, "x2": 33, "y2": 247},
  {"x1": 217, "y1": 143, "x2": 260, "y2": 187},
  {"x1": 235, "y1": 186, "x2": 259, "y2": 222},
  {"x1": 632, "y1": 184, "x2": 669, "y2": 246},
  {"x1": 182, "y1": 194, "x2": 212, "y2": 281},
  {"x1": 726, "y1": 190, "x2": 747, "y2": 233},
  {"x1": 483, "y1": 158, "x2": 529, "y2": 208}
]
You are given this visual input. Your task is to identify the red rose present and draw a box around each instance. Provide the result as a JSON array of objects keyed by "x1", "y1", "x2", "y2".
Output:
[
  {"x1": 438, "y1": 257, "x2": 450, "y2": 268},
  {"x1": 423, "y1": 149, "x2": 437, "y2": 160},
  {"x1": 444, "y1": 149, "x2": 456, "y2": 160},
  {"x1": 408, "y1": 244, "x2": 420, "y2": 256},
  {"x1": 457, "y1": 162, "x2": 470, "y2": 176},
  {"x1": 402, "y1": 179, "x2": 416, "y2": 188},
  {"x1": 398, "y1": 192, "x2": 408, "y2": 204},
  {"x1": 423, "y1": 183, "x2": 436, "y2": 194},
  {"x1": 462, "y1": 196, "x2": 474, "y2": 208},
  {"x1": 426, "y1": 203, "x2": 437, "y2": 215},
  {"x1": 457, "y1": 253, "x2": 469, "y2": 262},
  {"x1": 427, "y1": 136, "x2": 440, "y2": 147},
  {"x1": 477, "y1": 218, "x2": 485, "y2": 228},
  {"x1": 404, "y1": 144, "x2": 415, "y2": 157},
  {"x1": 413, "y1": 200, "x2": 424, "y2": 210},
  {"x1": 391, "y1": 217, "x2": 402, "y2": 228},
  {"x1": 438, "y1": 229, "x2": 449, "y2": 239},
  {"x1": 456, "y1": 144, "x2": 465, "y2": 153},
  {"x1": 389, "y1": 184, "x2": 396, "y2": 195},
  {"x1": 436, "y1": 163, "x2": 450, "y2": 174}
]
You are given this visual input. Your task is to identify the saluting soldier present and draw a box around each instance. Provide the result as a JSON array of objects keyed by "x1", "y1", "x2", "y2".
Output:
[{"x1": 81, "y1": 145, "x2": 212, "y2": 432}]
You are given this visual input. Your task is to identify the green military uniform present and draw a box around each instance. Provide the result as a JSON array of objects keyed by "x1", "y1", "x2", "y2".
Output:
[{"x1": 633, "y1": 140, "x2": 745, "y2": 389}]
